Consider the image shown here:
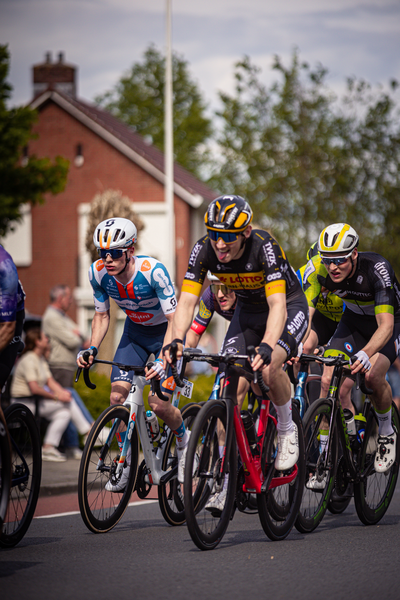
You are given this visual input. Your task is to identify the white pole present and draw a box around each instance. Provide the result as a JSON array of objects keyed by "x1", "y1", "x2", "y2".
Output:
[{"x1": 165, "y1": 0, "x2": 175, "y2": 283}]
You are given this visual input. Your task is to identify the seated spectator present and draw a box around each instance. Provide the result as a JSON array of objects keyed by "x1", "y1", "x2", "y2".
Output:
[{"x1": 11, "y1": 327, "x2": 92, "y2": 462}]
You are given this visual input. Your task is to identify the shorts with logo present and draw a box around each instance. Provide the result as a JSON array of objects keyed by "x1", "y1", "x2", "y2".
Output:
[
  {"x1": 111, "y1": 317, "x2": 173, "y2": 394},
  {"x1": 311, "y1": 309, "x2": 339, "y2": 346},
  {"x1": 221, "y1": 295, "x2": 309, "y2": 375},
  {"x1": 324, "y1": 309, "x2": 400, "y2": 364}
]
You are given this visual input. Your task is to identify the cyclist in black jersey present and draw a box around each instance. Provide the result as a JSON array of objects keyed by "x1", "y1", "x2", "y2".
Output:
[
  {"x1": 185, "y1": 272, "x2": 236, "y2": 349},
  {"x1": 305, "y1": 223, "x2": 400, "y2": 473},
  {"x1": 164, "y1": 195, "x2": 309, "y2": 482}
]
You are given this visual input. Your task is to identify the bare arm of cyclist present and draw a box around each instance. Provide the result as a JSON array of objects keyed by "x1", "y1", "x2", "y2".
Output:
[
  {"x1": 146, "y1": 312, "x2": 174, "y2": 380},
  {"x1": 185, "y1": 328, "x2": 201, "y2": 349},
  {"x1": 251, "y1": 292, "x2": 287, "y2": 371},
  {"x1": 76, "y1": 310, "x2": 110, "y2": 368},
  {"x1": 351, "y1": 312, "x2": 394, "y2": 374},
  {"x1": 0, "y1": 320, "x2": 16, "y2": 352},
  {"x1": 164, "y1": 291, "x2": 199, "y2": 363}
]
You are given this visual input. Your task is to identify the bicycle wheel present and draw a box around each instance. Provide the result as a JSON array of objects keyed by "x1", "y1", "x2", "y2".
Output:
[
  {"x1": 354, "y1": 403, "x2": 400, "y2": 525},
  {"x1": 295, "y1": 398, "x2": 338, "y2": 534},
  {"x1": 0, "y1": 404, "x2": 42, "y2": 548},
  {"x1": 0, "y1": 409, "x2": 12, "y2": 532},
  {"x1": 327, "y1": 451, "x2": 352, "y2": 515},
  {"x1": 257, "y1": 405, "x2": 305, "y2": 541},
  {"x1": 78, "y1": 404, "x2": 139, "y2": 533},
  {"x1": 158, "y1": 402, "x2": 202, "y2": 526},
  {"x1": 183, "y1": 400, "x2": 237, "y2": 551}
]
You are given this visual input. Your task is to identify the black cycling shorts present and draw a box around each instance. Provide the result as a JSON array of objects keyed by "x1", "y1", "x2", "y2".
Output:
[
  {"x1": 324, "y1": 308, "x2": 400, "y2": 365},
  {"x1": 221, "y1": 295, "x2": 309, "y2": 375},
  {"x1": 311, "y1": 310, "x2": 339, "y2": 346}
]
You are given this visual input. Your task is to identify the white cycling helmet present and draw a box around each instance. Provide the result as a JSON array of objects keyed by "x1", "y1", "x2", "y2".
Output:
[
  {"x1": 93, "y1": 217, "x2": 137, "y2": 250},
  {"x1": 318, "y1": 223, "x2": 359, "y2": 255}
]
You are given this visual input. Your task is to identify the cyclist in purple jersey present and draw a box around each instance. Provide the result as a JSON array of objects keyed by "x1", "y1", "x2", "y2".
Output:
[
  {"x1": 164, "y1": 195, "x2": 309, "y2": 475},
  {"x1": 77, "y1": 218, "x2": 191, "y2": 489},
  {"x1": 0, "y1": 245, "x2": 25, "y2": 394},
  {"x1": 308, "y1": 223, "x2": 400, "y2": 473},
  {"x1": 186, "y1": 272, "x2": 236, "y2": 349}
]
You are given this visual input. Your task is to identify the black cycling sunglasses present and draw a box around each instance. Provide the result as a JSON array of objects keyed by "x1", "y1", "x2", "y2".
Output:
[
  {"x1": 97, "y1": 248, "x2": 126, "y2": 260},
  {"x1": 321, "y1": 251, "x2": 353, "y2": 267},
  {"x1": 208, "y1": 230, "x2": 240, "y2": 243},
  {"x1": 210, "y1": 284, "x2": 232, "y2": 296}
]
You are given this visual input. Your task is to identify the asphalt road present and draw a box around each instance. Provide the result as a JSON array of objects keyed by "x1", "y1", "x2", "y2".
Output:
[{"x1": 1, "y1": 486, "x2": 400, "y2": 600}]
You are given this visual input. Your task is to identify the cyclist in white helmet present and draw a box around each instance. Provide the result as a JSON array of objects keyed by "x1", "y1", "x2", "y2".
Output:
[
  {"x1": 303, "y1": 222, "x2": 400, "y2": 473},
  {"x1": 77, "y1": 217, "x2": 190, "y2": 490}
]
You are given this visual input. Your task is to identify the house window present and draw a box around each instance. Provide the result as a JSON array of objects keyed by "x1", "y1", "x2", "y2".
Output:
[{"x1": 74, "y1": 143, "x2": 84, "y2": 167}]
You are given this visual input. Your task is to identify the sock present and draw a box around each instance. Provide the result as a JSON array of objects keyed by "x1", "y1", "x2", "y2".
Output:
[
  {"x1": 173, "y1": 420, "x2": 188, "y2": 449},
  {"x1": 219, "y1": 446, "x2": 229, "y2": 491},
  {"x1": 376, "y1": 407, "x2": 394, "y2": 436},
  {"x1": 273, "y1": 401, "x2": 294, "y2": 434},
  {"x1": 319, "y1": 430, "x2": 329, "y2": 455}
]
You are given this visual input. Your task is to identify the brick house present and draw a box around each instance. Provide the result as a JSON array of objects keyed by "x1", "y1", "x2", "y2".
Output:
[{"x1": 2, "y1": 52, "x2": 216, "y2": 340}]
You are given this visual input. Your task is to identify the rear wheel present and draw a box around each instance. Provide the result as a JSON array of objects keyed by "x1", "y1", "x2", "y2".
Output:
[
  {"x1": 295, "y1": 398, "x2": 338, "y2": 534},
  {"x1": 0, "y1": 404, "x2": 41, "y2": 548},
  {"x1": 158, "y1": 402, "x2": 202, "y2": 526},
  {"x1": 183, "y1": 400, "x2": 237, "y2": 551},
  {"x1": 0, "y1": 409, "x2": 12, "y2": 532},
  {"x1": 354, "y1": 403, "x2": 400, "y2": 525},
  {"x1": 78, "y1": 405, "x2": 139, "y2": 533},
  {"x1": 257, "y1": 406, "x2": 305, "y2": 540}
]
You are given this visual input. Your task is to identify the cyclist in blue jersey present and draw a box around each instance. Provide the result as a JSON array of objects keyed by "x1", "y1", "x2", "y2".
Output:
[
  {"x1": 0, "y1": 245, "x2": 25, "y2": 398},
  {"x1": 77, "y1": 218, "x2": 189, "y2": 489},
  {"x1": 185, "y1": 272, "x2": 236, "y2": 349}
]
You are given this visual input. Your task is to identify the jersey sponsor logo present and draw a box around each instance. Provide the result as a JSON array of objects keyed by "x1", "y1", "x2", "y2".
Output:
[
  {"x1": 95, "y1": 259, "x2": 104, "y2": 272},
  {"x1": 199, "y1": 300, "x2": 212, "y2": 319},
  {"x1": 344, "y1": 342, "x2": 353, "y2": 353},
  {"x1": 141, "y1": 260, "x2": 151, "y2": 272},
  {"x1": 218, "y1": 272, "x2": 264, "y2": 289},
  {"x1": 184, "y1": 272, "x2": 195, "y2": 279},
  {"x1": 287, "y1": 310, "x2": 306, "y2": 336},
  {"x1": 374, "y1": 262, "x2": 392, "y2": 288},
  {"x1": 395, "y1": 334, "x2": 400, "y2": 356},
  {"x1": 224, "y1": 336, "x2": 238, "y2": 346},
  {"x1": 153, "y1": 268, "x2": 174, "y2": 296},
  {"x1": 263, "y1": 242, "x2": 277, "y2": 267},
  {"x1": 188, "y1": 242, "x2": 202, "y2": 267},
  {"x1": 190, "y1": 321, "x2": 206, "y2": 335},
  {"x1": 245, "y1": 263, "x2": 253, "y2": 271},
  {"x1": 126, "y1": 311, "x2": 153, "y2": 323},
  {"x1": 162, "y1": 376, "x2": 176, "y2": 392},
  {"x1": 303, "y1": 260, "x2": 315, "y2": 282},
  {"x1": 357, "y1": 275, "x2": 363, "y2": 284},
  {"x1": 267, "y1": 272, "x2": 282, "y2": 281},
  {"x1": 266, "y1": 280, "x2": 285, "y2": 295}
]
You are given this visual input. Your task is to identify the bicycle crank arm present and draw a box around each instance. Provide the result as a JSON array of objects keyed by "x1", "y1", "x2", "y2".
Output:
[{"x1": 159, "y1": 464, "x2": 178, "y2": 485}]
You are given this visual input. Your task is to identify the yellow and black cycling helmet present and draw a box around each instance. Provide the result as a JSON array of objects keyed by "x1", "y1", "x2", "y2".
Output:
[{"x1": 204, "y1": 195, "x2": 253, "y2": 243}]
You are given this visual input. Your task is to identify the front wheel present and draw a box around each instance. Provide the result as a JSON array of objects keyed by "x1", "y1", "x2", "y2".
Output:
[
  {"x1": 354, "y1": 403, "x2": 400, "y2": 525},
  {"x1": 0, "y1": 404, "x2": 42, "y2": 548},
  {"x1": 183, "y1": 400, "x2": 237, "y2": 551},
  {"x1": 295, "y1": 398, "x2": 338, "y2": 534},
  {"x1": 158, "y1": 402, "x2": 202, "y2": 526},
  {"x1": 78, "y1": 404, "x2": 139, "y2": 533},
  {"x1": 257, "y1": 405, "x2": 305, "y2": 541}
]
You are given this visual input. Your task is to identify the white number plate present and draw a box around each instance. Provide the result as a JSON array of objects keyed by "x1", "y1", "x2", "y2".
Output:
[{"x1": 182, "y1": 379, "x2": 193, "y2": 399}]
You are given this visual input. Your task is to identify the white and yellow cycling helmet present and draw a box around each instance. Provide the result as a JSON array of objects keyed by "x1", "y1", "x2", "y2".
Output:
[{"x1": 318, "y1": 223, "x2": 359, "y2": 255}]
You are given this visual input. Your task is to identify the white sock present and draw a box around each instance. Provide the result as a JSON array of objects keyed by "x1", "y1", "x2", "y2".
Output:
[
  {"x1": 273, "y1": 401, "x2": 294, "y2": 434},
  {"x1": 219, "y1": 446, "x2": 229, "y2": 491},
  {"x1": 377, "y1": 407, "x2": 394, "y2": 437},
  {"x1": 176, "y1": 429, "x2": 190, "y2": 449}
]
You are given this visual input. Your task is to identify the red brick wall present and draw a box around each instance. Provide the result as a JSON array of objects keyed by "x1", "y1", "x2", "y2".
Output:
[{"x1": 18, "y1": 101, "x2": 192, "y2": 320}]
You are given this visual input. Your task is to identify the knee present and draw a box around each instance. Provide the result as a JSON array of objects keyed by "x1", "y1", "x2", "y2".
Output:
[{"x1": 110, "y1": 391, "x2": 125, "y2": 406}]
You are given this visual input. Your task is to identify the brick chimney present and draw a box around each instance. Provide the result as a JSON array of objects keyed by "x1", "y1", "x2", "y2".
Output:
[{"x1": 32, "y1": 52, "x2": 77, "y2": 98}]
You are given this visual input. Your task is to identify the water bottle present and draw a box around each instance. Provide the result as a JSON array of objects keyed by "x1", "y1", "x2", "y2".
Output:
[
  {"x1": 355, "y1": 414, "x2": 366, "y2": 445},
  {"x1": 241, "y1": 410, "x2": 257, "y2": 450},
  {"x1": 145, "y1": 410, "x2": 160, "y2": 442},
  {"x1": 343, "y1": 408, "x2": 357, "y2": 441}
]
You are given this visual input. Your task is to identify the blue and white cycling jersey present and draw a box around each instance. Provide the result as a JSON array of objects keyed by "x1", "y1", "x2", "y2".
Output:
[{"x1": 89, "y1": 255, "x2": 177, "y2": 326}]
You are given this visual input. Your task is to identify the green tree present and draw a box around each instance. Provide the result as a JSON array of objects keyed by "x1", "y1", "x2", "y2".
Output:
[
  {"x1": 95, "y1": 45, "x2": 213, "y2": 179},
  {"x1": 0, "y1": 45, "x2": 69, "y2": 237},
  {"x1": 210, "y1": 51, "x2": 400, "y2": 271}
]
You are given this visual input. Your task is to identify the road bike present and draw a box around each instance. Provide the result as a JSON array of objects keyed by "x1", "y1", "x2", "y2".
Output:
[
  {"x1": 76, "y1": 357, "x2": 201, "y2": 533},
  {"x1": 295, "y1": 354, "x2": 400, "y2": 534},
  {"x1": 170, "y1": 345, "x2": 305, "y2": 551},
  {"x1": 0, "y1": 403, "x2": 42, "y2": 548}
]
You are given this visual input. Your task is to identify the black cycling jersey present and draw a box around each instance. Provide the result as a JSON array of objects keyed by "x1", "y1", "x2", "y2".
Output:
[
  {"x1": 182, "y1": 230, "x2": 304, "y2": 309},
  {"x1": 304, "y1": 251, "x2": 400, "y2": 320}
]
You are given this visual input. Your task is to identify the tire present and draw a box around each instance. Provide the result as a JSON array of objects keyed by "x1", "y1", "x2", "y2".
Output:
[
  {"x1": 183, "y1": 400, "x2": 237, "y2": 551},
  {"x1": 257, "y1": 405, "x2": 305, "y2": 541},
  {"x1": 158, "y1": 402, "x2": 202, "y2": 526},
  {"x1": 354, "y1": 403, "x2": 400, "y2": 525},
  {"x1": 0, "y1": 404, "x2": 42, "y2": 548},
  {"x1": 78, "y1": 405, "x2": 139, "y2": 533},
  {"x1": 327, "y1": 452, "x2": 352, "y2": 515},
  {"x1": 0, "y1": 409, "x2": 12, "y2": 532},
  {"x1": 295, "y1": 398, "x2": 338, "y2": 534}
]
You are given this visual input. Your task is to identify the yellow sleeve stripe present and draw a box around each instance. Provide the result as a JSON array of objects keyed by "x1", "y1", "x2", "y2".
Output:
[
  {"x1": 375, "y1": 305, "x2": 394, "y2": 315},
  {"x1": 181, "y1": 279, "x2": 203, "y2": 296},
  {"x1": 265, "y1": 280, "x2": 286, "y2": 297}
]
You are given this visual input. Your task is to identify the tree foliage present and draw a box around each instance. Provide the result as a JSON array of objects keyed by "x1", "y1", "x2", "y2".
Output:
[
  {"x1": 0, "y1": 45, "x2": 69, "y2": 237},
  {"x1": 95, "y1": 45, "x2": 213, "y2": 179},
  {"x1": 209, "y1": 51, "x2": 400, "y2": 271}
]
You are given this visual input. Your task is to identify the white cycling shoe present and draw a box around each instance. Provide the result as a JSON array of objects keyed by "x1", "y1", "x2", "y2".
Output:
[
  {"x1": 275, "y1": 424, "x2": 299, "y2": 471},
  {"x1": 105, "y1": 464, "x2": 130, "y2": 493}
]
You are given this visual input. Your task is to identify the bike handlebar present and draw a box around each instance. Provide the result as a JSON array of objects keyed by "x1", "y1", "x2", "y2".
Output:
[
  {"x1": 298, "y1": 353, "x2": 373, "y2": 395},
  {"x1": 75, "y1": 355, "x2": 169, "y2": 401}
]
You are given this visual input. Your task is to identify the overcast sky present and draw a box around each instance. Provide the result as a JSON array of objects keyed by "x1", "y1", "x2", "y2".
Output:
[{"x1": 1, "y1": 0, "x2": 400, "y2": 112}]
